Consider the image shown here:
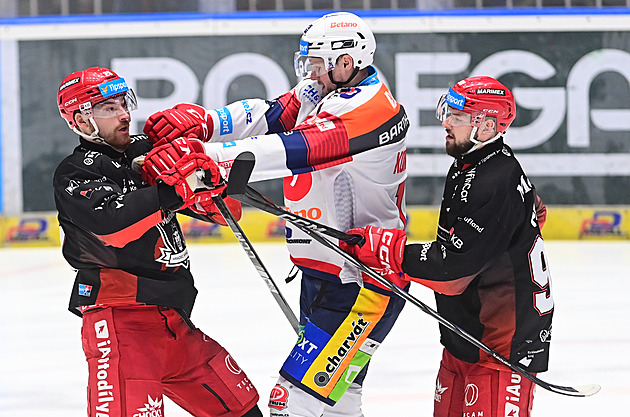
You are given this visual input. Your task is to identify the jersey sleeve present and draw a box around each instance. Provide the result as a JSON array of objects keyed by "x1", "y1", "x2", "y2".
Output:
[
  {"x1": 204, "y1": 82, "x2": 408, "y2": 183},
  {"x1": 205, "y1": 80, "x2": 321, "y2": 143},
  {"x1": 54, "y1": 156, "x2": 164, "y2": 248}
]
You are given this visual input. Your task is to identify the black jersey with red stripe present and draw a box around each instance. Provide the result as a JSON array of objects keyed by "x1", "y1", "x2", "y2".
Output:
[
  {"x1": 401, "y1": 139, "x2": 553, "y2": 372},
  {"x1": 53, "y1": 135, "x2": 197, "y2": 317}
]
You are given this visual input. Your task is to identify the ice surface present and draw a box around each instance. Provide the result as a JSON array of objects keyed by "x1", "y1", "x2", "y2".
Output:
[{"x1": 0, "y1": 241, "x2": 628, "y2": 416}]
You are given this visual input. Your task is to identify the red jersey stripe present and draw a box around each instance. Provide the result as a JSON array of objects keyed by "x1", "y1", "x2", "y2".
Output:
[{"x1": 96, "y1": 210, "x2": 164, "y2": 248}]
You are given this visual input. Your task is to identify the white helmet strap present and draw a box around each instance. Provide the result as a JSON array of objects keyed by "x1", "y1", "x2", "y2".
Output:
[
  {"x1": 72, "y1": 115, "x2": 122, "y2": 152},
  {"x1": 72, "y1": 117, "x2": 104, "y2": 142},
  {"x1": 465, "y1": 131, "x2": 503, "y2": 155}
]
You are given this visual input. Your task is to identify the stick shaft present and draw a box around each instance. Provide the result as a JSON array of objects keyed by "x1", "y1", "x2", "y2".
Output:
[{"x1": 212, "y1": 195, "x2": 300, "y2": 334}]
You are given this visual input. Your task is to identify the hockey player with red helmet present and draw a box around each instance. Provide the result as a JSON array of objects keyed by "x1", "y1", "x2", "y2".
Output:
[
  {"x1": 340, "y1": 76, "x2": 551, "y2": 417},
  {"x1": 53, "y1": 66, "x2": 260, "y2": 417}
]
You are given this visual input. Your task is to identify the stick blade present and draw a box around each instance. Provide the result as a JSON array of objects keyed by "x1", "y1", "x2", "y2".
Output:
[
  {"x1": 227, "y1": 151, "x2": 256, "y2": 196},
  {"x1": 547, "y1": 383, "x2": 601, "y2": 397},
  {"x1": 576, "y1": 384, "x2": 602, "y2": 397}
]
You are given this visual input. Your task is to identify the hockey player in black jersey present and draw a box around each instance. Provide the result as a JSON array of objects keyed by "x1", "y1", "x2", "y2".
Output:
[
  {"x1": 341, "y1": 76, "x2": 551, "y2": 417},
  {"x1": 53, "y1": 66, "x2": 261, "y2": 417}
]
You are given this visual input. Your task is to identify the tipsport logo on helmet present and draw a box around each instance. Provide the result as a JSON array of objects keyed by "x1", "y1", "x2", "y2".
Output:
[
  {"x1": 446, "y1": 88, "x2": 465, "y2": 110},
  {"x1": 99, "y1": 78, "x2": 129, "y2": 99},
  {"x1": 299, "y1": 39, "x2": 309, "y2": 56}
]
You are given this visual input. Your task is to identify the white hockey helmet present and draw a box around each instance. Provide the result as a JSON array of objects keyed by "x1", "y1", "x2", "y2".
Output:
[{"x1": 294, "y1": 12, "x2": 376, "y2": 78}]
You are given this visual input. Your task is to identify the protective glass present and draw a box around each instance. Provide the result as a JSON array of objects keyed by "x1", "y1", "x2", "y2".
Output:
[
  {"x1": 294, "y1": 53, "x2": 330, "y2": 78},
  {"x1": 91, "y1": 90, "x2": 138, "y2": 118}
]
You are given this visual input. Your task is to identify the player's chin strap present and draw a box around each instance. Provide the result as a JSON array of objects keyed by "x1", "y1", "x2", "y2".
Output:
[
  {"x1": 328, "y1": 66, "x2": 360, "y2": 90},
  {"x1": 464, "y1": 131, "x2": 503, "y2": 156}
]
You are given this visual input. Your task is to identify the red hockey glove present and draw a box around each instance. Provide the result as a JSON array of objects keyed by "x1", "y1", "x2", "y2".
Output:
[
  {"x1": 340, "y1": 226, "x2": 409, "y2": 290},
  {"x1": 192, "y1": 196, "x2": 243, "y2": 225},
  {"x1": 143, "y1": 103, "x2": 214, "y2": 144},
  {"x1": 141, "y1": 137, "x2": 206, "y2": 185},
  {"x1": 535, "y1": 193, "x2": 547, "y2": 229},
  {"x1": 342, "y1": 226, "x2": 407, "y2": 273},
  {"x1": 156, "y1": 154, "x2": 226, "y2": 211}
]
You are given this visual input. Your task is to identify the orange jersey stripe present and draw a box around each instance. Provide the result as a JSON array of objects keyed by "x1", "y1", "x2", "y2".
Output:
[{"x1": 342, "y1": 84, "x2": 400, "y2": 140}]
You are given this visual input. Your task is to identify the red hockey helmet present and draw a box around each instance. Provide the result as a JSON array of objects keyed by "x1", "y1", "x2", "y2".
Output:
[
  {"x1": 436, "y1": 76, "x2": 515, "y2": 133},
  {"x1": 58, "y1": 66, "x2": 137, "y2": 131}
]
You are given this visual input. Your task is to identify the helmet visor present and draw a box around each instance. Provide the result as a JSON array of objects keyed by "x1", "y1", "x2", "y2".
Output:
[
  {"x1": 436, "y1": 94, "x2": 473, "y2": 127},
  {"x1": 91, "y1": 90, "x2": 138, "y2": 119},
  {"x1": 294, "y1": 53, "x2": 330, "y2": 78},
  {"x1": 436, "y1": 88, "x2": 466, "y2": 120},
  {"x1": 435, "y1": 93, "x2": 451, "y2": 122}
]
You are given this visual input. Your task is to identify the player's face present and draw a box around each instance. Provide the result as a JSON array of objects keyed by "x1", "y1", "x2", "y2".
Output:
[
  {"x1": 442, "y1": 108, "x2": 474, "y2": 158},
  {"x1": 89, "y1": 97, "x2": 132, "y2": 152},
  {"x1": 308, "y1": 57, "x2": 336, "y2": 96}
]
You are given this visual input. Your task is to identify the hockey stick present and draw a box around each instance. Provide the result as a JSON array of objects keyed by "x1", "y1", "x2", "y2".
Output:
[
  {"x1": 225, "y1": 151, "x2": 600, "y2": 398},
  {"x1": 224, "y1": 162, "x2": 364, "y2": 246},
  {"x1": 210, "y1": 194, "x2": 300, "y2": 335}
]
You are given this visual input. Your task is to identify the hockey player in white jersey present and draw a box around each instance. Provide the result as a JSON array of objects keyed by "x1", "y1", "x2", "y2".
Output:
[{"x1": 143, "y1": 12, "x2": 409, "y2": 417}]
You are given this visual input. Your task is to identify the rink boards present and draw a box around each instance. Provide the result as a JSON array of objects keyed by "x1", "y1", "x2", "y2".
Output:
[{"x1": 1, "y1": 205, "x2": 628, "y2": 248}]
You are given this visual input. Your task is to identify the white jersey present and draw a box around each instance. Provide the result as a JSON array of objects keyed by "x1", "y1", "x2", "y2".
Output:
[{"x1": 204, "y1": 67, "x2": 409, "y2": 285}]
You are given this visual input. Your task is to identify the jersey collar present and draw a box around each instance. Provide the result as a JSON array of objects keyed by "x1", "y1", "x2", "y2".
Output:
[
  {"x1": 456, "y1": 137, "x2": 505, "y2": 171},
  {"x1": 358, "y1": 66, "x2": 379, "y2": 86},
  {"x1": 78, "y1": 137, "x2": 125, "y2": 159}
]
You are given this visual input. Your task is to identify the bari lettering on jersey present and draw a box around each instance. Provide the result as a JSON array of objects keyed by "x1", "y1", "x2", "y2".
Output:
[{"x1": 349, "y1": 107, "x2": 409, "y2": 154}]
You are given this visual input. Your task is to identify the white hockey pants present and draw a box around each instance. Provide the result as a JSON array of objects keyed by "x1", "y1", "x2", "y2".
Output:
[{"x1": 269, "y1": 375, "x2": 364, "y2": 417}]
